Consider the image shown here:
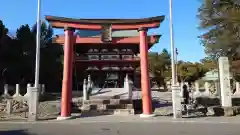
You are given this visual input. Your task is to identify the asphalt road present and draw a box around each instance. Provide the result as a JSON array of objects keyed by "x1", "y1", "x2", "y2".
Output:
[{"x1": 0, "y1": 121, "x2": 240, "y2": 135}]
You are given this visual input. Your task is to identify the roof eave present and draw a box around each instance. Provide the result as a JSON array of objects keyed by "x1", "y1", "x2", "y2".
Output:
[{"x1": 45, "y1": 15, "x2": 165, "y2": 25}]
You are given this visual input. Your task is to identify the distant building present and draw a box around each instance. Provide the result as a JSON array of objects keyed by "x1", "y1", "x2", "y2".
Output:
[{"x1": 201, "y1": 69, "x2": 233, "y2": 81}]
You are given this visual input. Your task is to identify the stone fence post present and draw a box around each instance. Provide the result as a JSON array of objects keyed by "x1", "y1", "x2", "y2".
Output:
[
  {"x1": 83, "y1": 79, "x2": 89, "y2": 101},
  {"x1": 24, "y1": 83, "x2": 31, "y2": 97},
  {"x1": 124, "y1": 75, "x2": 133, "y2": 99},
  {"x1": 234, "y1": 82, "x2": 240, "y2": 96},
  {"x1": 13, "y1": 84, "x2": 21, "y2": 97},
  {"x1": 41, "y1": 84, "x2": 45, "y2": 95},
  {"x1": 3, "y1": 84, "x2": 9, "y2": 96},
  {"x1": 6, "y1": 99, "x2": 13, "y2": 115}
]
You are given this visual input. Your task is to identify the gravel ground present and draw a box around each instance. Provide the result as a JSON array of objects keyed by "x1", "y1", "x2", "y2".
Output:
[
  {"x1": 0, "y1": 90, "x2": 234, "y2": 121},
  {"x1": 0, "y1": 98, "x2": 60, "y2": 121},
  {"x1": 0, "y1": 91, "x2": 172, "y2": 121}
]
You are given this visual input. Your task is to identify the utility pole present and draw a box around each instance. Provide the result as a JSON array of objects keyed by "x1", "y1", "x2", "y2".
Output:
[
  {"x1": 175, "y1": 48, "x2": 178, "y2": 83},
  {"x1": 28, "y1": 0, "x2": 41, "y2": 121},
  {"x1": 34, "y1": 0, "x2": 41, "y2": 88},
  {"x1": 169, "y1": 0, "x2": 182, "y2": 119}
]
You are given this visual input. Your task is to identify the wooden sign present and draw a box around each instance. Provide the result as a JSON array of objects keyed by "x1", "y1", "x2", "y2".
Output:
[{"x1": 101, "y1": 24, "x2": 112, "y2": 43}]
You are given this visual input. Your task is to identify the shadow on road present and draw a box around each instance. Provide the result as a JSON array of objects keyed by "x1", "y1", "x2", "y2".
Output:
[{"x1": 0, "y1": 130, "x2": 35, "y2": 135}]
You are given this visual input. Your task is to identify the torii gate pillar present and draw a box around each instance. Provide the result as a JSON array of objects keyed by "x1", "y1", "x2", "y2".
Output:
[
  {"x1": 138, "y1": 27, "x2": 155, "y2": 118},
  {"x1": 57, "y1": 27, "x2": 75, "y2": 120}
]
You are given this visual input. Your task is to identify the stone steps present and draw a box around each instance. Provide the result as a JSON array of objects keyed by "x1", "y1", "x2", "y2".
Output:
[
  {"x1": 81, "y1": 109, "x2": 135, "y2": 116},
  {"x1": 80, "y1": 98, "x2": 134, "y2": 116},
  {"x1": 83, "y1": 99, "x2": 132, "y2": 105},
  {"x1": 81, "y1": 104, "x2": 133, "y2": 110}
]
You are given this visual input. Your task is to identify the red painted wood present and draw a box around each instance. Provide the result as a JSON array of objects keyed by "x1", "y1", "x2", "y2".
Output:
[
  {"x1": 60, "y1": 29, "x2": 74, "y2": 117},
  {"x1": 139, "y1": 29, "x2": 153, "y2": 115},
  {"x1": 53, "y1": 35, "x2": 160, "y2": 45},
  {"x1": 49, "y1": 21, "x2": 160, "y2": 30}
]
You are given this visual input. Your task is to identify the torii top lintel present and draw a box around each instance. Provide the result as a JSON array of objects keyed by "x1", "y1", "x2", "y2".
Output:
[{"x1": 45, "y1": 15, "x2": 165, "y2": 30}]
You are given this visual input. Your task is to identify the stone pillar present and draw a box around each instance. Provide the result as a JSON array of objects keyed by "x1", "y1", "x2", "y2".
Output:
[
  {"x1": 13, "y1": 84, "x2": 21, "y2": 97},
  {"x1": 59, "y1": 27, "x2": 74, "y2": 119},
  {"x1": 41, "y1": 84, "x2": 45, "y2": 95},
  {"x1": 87, "y1": 75, "x2": 92, "y2": 90},
  {"x1": 83, "y1": 79, "x2": 89, "y2": 101},
  {"x1": 195, "y1": 81, "x2": 200, "y2": 92},
  {"x1": 180, "y1": 82, "x2": 184, "y2": 97},
  {"x1": 204, "y1": 82, "x2": 210, "y2": 96},
  {"x1": 6, "y1": 100, "x2": 13, "y2": 115},
  {"x1": 138, "y1": 27, "x2": 153, "y2": 117},
  {"x1": 235, "y1": 82, "x2": 240, "y2": 95},
  {"x1": 214, "y1": 81, "x2": 220, "y2": 96},
  {"x1": 24, "y1": 83, "x2": 31, "y2": 97},
  {"x1": 193, "y1": 81, "x2": 201, "y2": 97},
  {"x1": 171, "y1": 84, "x2": 182, "y2": 118},
  {"x1": 124, "y1": 74, "x2": 133, "y2": 99},
  {"x1": 28, "y1": 87, "x2": 39, "y2": 121},
  {"x1": 218, "y1": 57, "x2": 232, "y2": 107},
  {"x1": 37, "y1": 84, "x2": 41, "y2": 98},
  {"x1": 3, "y1": 84, "x2": 9, "y2": 96}
]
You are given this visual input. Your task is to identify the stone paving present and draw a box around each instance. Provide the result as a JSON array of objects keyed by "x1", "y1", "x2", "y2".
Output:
[{"x1": 49, "y1": 114, "x2": 240, "y2": 124}]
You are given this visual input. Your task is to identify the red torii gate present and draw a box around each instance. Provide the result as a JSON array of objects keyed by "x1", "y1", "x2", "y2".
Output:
[{"x1": 45, "y1": 15, "x2": 164, "y2": 119}]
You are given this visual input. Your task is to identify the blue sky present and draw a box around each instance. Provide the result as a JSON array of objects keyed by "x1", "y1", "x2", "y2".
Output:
[{"x1": 0, "y1": 0, "x2": 205, "y2": 62}]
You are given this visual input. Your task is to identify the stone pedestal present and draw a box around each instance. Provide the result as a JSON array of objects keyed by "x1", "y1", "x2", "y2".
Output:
[
  {"x1": 219, "y1": 57, "x2": 232, "y2": 107},
  {"x1": 56, "y1": 116, "x2": 73, "y2": 120},
  {"x1": 140, "y1": 113, "x2": 156, "y2": 118},
  {"x1": 28, "y1": 87, "x2": 39, "y2": 121},
  {"x1": 171, "y1": 85, "x2": 182, "y2": 118}
]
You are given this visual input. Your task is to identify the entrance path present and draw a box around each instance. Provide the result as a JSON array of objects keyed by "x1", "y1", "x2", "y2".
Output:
[
  {"x1": 57, "y1": 115, "x2": 240, "y2": 124},
  {"x1": 1, "y1": 115, "x2": 240, "y2": 135},
  {"x1": 2, "y1": 115, "x2": 240, "y2": 124}
]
